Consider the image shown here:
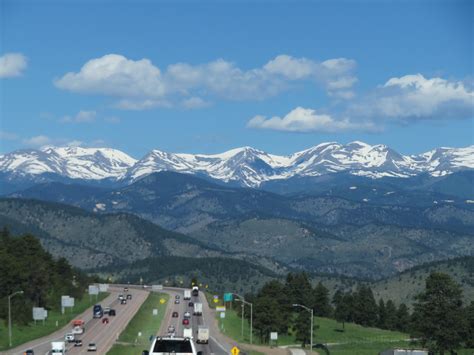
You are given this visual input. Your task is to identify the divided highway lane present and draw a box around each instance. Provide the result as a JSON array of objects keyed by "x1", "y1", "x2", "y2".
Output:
[
  {"x1": 6, "y1": 287, "x2": 148, "y2": 355},
  {"x1": 156, "y1": 288, "x2": 230, "y2": 355}
]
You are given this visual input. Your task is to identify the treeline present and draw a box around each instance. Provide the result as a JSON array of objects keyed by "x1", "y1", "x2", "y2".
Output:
[
  {"x1": 0, "y1": 228, "x2": 97, "y2": 325},
  {"x1": 235, "y1": 272, "x2": 474, "y2": 353}
]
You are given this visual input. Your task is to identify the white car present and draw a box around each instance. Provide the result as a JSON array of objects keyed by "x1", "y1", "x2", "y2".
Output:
[
  {"x1": 87, "y1": 343, "x2": 97, "y2": 352},
  {"x1": 103, "y1": 307, "x2": 111, "y2": 314},
  {"x1": 183, "y1": 312, "x2": 191, "y2": 319},
  {"x1": 143, "y1": 336, "x2": 202, "y2": 355},
  {"x1": 65, "y1": 333, "x2": 75, "y2": 342}
]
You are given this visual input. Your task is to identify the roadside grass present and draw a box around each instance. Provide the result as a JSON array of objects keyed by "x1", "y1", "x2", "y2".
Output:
[
  {"x1": 218, "y1": 309, "x2": 419, "y2": 354},
  {"x1": 107, "y1": 292, "x2": 169, "y2": 355},
  {"x1": 0, "y1": 293, "x2": 108, "y2": 351}
]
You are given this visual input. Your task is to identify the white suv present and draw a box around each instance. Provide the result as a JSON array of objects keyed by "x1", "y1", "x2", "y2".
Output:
[{"x1": 143, "y1": 337, "x2": 202, "y2": 355}]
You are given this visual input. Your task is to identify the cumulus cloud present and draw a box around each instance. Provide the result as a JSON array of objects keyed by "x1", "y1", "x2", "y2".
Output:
[
  {"x1": 352, "y1": 74, "x2": 474, "y2": 121},
  {"x1": 247, "y1": 107, "x2": 374, "y2": 133},
  {"x1": 60, "y1": 110, "x2": 97, "y2": 123},
  {"x1": 182, "y1": 97, "x2": 210, "y2": 109},
  {"x1": 0, "y1": 53, "x2": 28, "y2": 78},
  {"x1": 54, "y1": 53, "x2": 358, "y2": 109}
]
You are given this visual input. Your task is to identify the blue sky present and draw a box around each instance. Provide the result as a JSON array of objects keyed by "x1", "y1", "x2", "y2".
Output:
[{"x1": 0, "y1": 0, "x2": 472, "y2": 158}]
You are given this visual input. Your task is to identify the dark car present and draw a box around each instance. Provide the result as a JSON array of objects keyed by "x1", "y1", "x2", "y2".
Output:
[
  {"x1": 172, "y1": 311, "x2": 179, "y2": 318},
  {"x1": 74, "y1": 339, "x2": 83, "y2": 347},
  {"x1": 182, "y1": 318, "x2": 189, "y2": 325},
  {"x1": 121, "y1": 299, "x2": 127, "y2": 304},
  {"x1": 124, "y1": 287, "x2": 129, "y2": 292},
  {"x1": 126, "y1": 294, "x2": 132, "y2": 300},
  {"x1": 188, "y1": 302, "x2": 194, "y2": 307},
  {"x1": 174, "y1": 299, "x2": 180, "y2": 304},
  {"x1": 102, "y1": 317, "x2": 109, "y2": 324},
  {"x1": 24, "y1": 350, "x2": 34, "y2": 355},
  {"x1": 109, "y1": 309, "x2": 116, "y2": 316}
]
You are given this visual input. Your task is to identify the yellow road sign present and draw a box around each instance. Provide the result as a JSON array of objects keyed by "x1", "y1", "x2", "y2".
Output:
[
  {"x1": 231, "y1": 346, "x2": 240, "y2": 355},
  {"x1": 213, "y1": 298, "x2": 219, "y2": 304},
  {"x1": 160, "y1": 298, "x2": 166, "y2": 304}
]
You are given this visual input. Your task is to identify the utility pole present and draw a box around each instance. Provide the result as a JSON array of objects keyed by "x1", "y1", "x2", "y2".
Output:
[
  {"x1": 292, "y1": 303, "x2": 313, "y2": 353},
  {"x1": 8, "y1": 291, "x2": 24, "y2": 347},
  {"x1": 233, "y1": 293, "x2": 253, "y2": 344}
]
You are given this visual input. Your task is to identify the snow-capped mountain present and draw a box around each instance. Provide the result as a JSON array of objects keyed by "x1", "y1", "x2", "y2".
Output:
[
  {"x1": 0, "y1": 142, "x2": 473, "y2": 188},
  {"x1": 0, "y1": 146, "x2": 137, "y2": 180}
]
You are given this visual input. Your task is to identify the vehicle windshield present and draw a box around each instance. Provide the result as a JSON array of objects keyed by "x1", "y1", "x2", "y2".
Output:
[{"x1": 153, "y1": 339, "x2": 192, "y2": 352}]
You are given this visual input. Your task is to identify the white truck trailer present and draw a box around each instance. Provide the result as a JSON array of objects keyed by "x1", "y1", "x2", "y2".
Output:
[
  {"x1": 51, "y1": 341, "x2": 67, "y2": 354},
  {"x1": 184, "y1": 289, "x2": 191, "y2": 300},
  {"x1": 193, "y1": 302, "x2": 202, "y2": 316},
  {"x1": 196, "y1": 326, "x2": 209, "y2": 344}
]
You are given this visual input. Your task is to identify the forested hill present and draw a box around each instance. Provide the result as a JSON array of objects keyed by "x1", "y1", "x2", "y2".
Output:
[{"x1": 0, "y1": 229, "x2": 97, "y2": 324}]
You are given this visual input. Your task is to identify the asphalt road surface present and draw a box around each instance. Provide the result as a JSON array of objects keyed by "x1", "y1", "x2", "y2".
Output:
[
  {"x1": 6, "y1": 287, "x2": 148, "y2": 355},
  {"x1": 156, "y1": 288, "x2": 231, "y2": 355}
]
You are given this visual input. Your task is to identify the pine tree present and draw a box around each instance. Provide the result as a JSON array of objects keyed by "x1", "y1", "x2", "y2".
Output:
[
  {"x1": 412, "y1": 272, "x2": 467, "y2": 354},
  {"x1": 385, "y1": 300, "x2": 398, "y2": 330},
  {"x1": 465, "y1": 301, "x2": 474, "y2": 348},
  {"x1": 313, "y1": 282, "x2": 332, "y2": 317},
  {"x1": 334, "y1": 291, "x2": 352, "y2": 331},
  {"x1": 294, "y1": 309, "x2": 312, "y2": 347},
  {"x1": 353, "y1": 285, "x2": 378, "y2": 326},
  {"x1": 377, "y1": 299, "x2": 387, "y2": 329},
  {"x1": 396, "y1": 303, "x2": 410, "y2": 333}
]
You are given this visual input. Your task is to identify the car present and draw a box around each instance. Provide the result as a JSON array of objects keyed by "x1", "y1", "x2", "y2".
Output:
[
  {"x1": 188, "y1": 302, "x2": 194, "y2": 307},
  {"x1": 109, "y1": 309, "x2": 116, "y2": 316},
  {"x1": 87, "y1": 343, "x2": 97, "y2": 352},
  {"x1": 121, "y1": 299, "x2": 127, "y2": 304},
  {"x1": 118, "y1": 294, "x2": 124, "y2": 300},
  {"x1": 124, "y1": 287, "x2": 129, "y2": 292},
  {"x1": 182, "y1": 318, "x2": 189, "y2": 325},
  {"x1": 167, "y1": 325, "x2": 176, "y2": 333},
  {"x1": 183, "y1": 311, "x2": 191, "y2": 318},
  {"x1": 172, "y1": 311, "x2": 179, "y2": 318},
  {"x1": 174, "y1": 299, "x2": 180, "y2": 304},
  {"x1": 175, "y1": 295, "x2": 180, "y2": 299},
  {"x1": 65, "y1": 333, "x2": 75, "y2": 342},
  {"x1": 127, "y1": 294, "x2": 132, "y2": 300},
  {"x1": 74, "y1": 339, "x2": 83, "y2": 347},
  {"x1": 102, "y1": 317, "x2": 109, "y2": 324},
  {"x1": 103, "y1": 307, "x2": 111, "y2": 314},
  {"x1": 23, "y1": 350, "x2": 34, "y2": 355},
  {"x1": 142, "y1": 336, "x2": 203, "y2": 355}
]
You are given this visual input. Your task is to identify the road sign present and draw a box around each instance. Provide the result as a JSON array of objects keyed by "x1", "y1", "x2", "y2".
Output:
[
  {"x1": 33, "y1": 307, "x2": 47, "y2": 321},
  {"x1": 153, "y1": 309, "x2": 158, "y2": 316},
  {"x1": 213, "y1": 298, "x2": 219, "y2": 304},
  {"x1": 88, "y1": 285, "x2": 99, "y2": 295},
  {"x1": 223, "y1": 293, "x2": 233, "y2": 302},
  {"x1": 216, "y1": 306, "x2": 226, "y2": 312},
  {"x1": 160, "y1": 298, "x2": 166, "y2": 304},
  {"x1": 220, "y1": 312, "x2": 226, "y2": 319},
  {"x1": 231, "y1": 346, "x2": 240, "y2": 355},
  {"x1": 99, "y1": 284, "x2": 108, "y2": 292},
  {"x1": 270, "y1": 332, "x2": 278, "y2": 340},
  {"x1": 61, "y1": 295, "x2": 74, "y2": 307},
  {"x1": 152, "y1": 285, "x2": 163, "y2": 291},
  {"x1": 213, "y1": 295, "x2": 219, "y2": 299}
]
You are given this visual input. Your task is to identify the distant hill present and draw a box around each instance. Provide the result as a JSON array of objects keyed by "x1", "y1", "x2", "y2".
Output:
[
  {"x1": 372, "y1": 256, "x2": 474, "y2": 306},
  {"x1": 6, "y1": 172, "x2": 474, "y2": 279},
  {"x1": 0, "y1": 198, "x2": 224, "y2": 269}
]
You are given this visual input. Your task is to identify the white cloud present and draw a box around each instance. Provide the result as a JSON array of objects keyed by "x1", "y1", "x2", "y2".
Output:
[
  {"x1": 0, "y1": 53, "x2": 28, "y2": 78},
  {"x1": 60, "y1": 110, "x2": 97, "y2": 123},
  {"x1": 182, "y1": 97, "x2": 210, "y2": 109},
  {"x1": 54, "y1": 53, "x2": 358, "y2": 109},
  {"x1": 247, "y1": 107, "x2": 374, "y2": 133},
  {"x1": 104, "y1": 116, "x2": 121, "y2": 124},
  {"x1": 22, "y1": 135, "x2": 51, "y2": 147},
  {"x1": 352, "y1": 74, "x2": 474, "y2": 120}
]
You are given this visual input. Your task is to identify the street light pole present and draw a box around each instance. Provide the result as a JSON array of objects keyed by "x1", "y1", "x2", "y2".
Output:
[
  {"x1": 8, "y1": 290, "x2": 24, "y2": 347},
  {"x1": 292, "y1": 303, "x2": 313, "y2": 353},
  {"x1": 233, "y1": 293, "x2": 253, "y2": 344}
]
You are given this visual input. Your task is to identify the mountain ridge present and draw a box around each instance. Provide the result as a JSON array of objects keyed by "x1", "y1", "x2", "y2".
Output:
[{"x1": 1, "y1": 142, "x2": 473, "y2": 189}]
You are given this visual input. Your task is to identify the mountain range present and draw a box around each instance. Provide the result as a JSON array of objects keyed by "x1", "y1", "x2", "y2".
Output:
[{"x1": 1, "y1": 142, "x2": 473, "y2": 193}]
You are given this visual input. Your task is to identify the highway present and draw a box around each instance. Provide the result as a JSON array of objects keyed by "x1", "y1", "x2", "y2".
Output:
[
  {"x1": 155, "y1": 288, "x2": 231, "y2": 355},
  {"x1": 5, "y1": 285, "x2": 233, "y2": 355},
  {"x1": 6, "y1": 287, "x2": 148, "y2": 355}
]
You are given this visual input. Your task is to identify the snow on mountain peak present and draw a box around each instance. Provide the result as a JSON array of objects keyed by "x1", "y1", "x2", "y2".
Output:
[{"x1": 1, "y1": 142, "x2": 473, "y2": 187}]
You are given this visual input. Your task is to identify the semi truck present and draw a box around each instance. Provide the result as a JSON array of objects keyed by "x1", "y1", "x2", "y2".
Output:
[
  {"x1": 51, "y1": 341, "x2": 66, "y2": 354},
  {"x1": 184, "y1": 289, "x2": 191, "y2": 300},
  {"x1": 192, "y1": 286, "x2": 199, "y2": 297},
  {"x1": 196, "y1": 326, "x2": 209, "y2": 344},
  {"x1": 193, "y1": 302, "x2": 202, "y2": 316}
]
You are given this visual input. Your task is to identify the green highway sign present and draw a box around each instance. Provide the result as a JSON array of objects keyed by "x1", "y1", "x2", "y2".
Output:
[{"x1": 223, "y1": 293, "x2": 233, "y2": 302}]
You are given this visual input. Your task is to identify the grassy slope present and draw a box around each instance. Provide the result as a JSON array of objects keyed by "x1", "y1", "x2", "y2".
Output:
[
  {"x1": 0, "y1": 292, "x2": 108, "y2": 350},
  {"x1": 107, "y1": 292, "x2": 169, "y2": 355}
]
